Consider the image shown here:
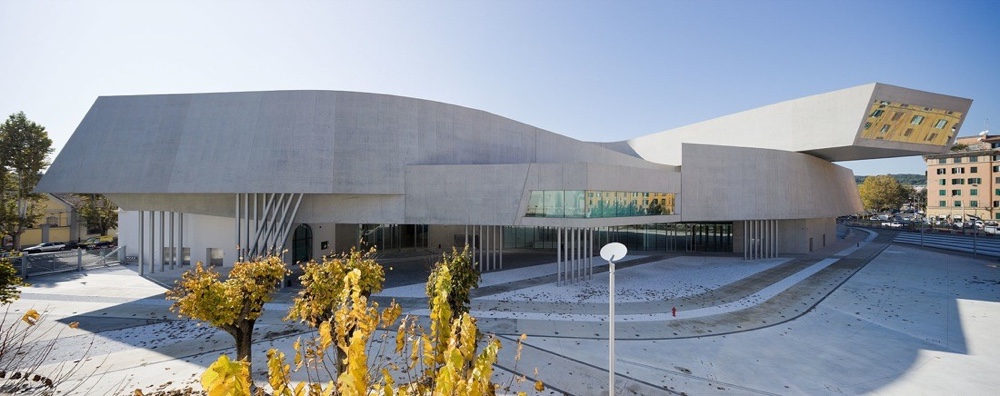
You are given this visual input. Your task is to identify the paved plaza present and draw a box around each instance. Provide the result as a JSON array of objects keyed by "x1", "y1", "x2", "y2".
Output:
[{"x1": 5, "y1": 227, "x2": 999, "y2": 395}]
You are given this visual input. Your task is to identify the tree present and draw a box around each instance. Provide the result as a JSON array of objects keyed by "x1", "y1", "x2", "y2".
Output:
[
  {"x1": 166, "y1": 256, "x2": 287, "y2": 366},
  {"x1": 199, "y1": 248, "x2": 541, "y2": 396},
  {"x1": 426, "y1": 245, "x2": 480, "y2": 318},
  {"x1": 285, "y1": 247, "x2": 385, "y2": 375},
  {"x1": 195, "y1": 246, "x2": 541, "y2": 396},
  {"x1": 74, "y1": 194, "x2": 118, "y2": 236},
  {"x1": 0, "y1": 258, "x2": 26, "y2": 305},
  {"x1": 858, "y1": 174, "x2": 908, "y2": 212},
  {"x1": 0, "y1": 112, "x2": 53, "y2": 250}
]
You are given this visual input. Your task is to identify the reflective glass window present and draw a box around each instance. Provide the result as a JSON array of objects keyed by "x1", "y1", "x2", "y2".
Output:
[{"x1": 543, "y1": 190, "x2": 564, "y2": 217}]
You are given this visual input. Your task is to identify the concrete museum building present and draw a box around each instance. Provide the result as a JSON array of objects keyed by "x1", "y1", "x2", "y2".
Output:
[{"x1": 36, "y1": 83, "x2": 972, "y2": 277}]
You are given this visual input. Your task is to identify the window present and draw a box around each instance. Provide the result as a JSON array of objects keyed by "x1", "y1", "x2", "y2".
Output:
[
  {"x1": 936, "y1": 168, "x2": 946, "y2": 175},
  {"x1": 938, "y1": 158, "x2": 947, "y2": 164},
  {"x1": 864, "y1": 122, "x2": 872, "y2": 130},
  {"x1": 879, "y1": 124, "x2": 890, "y2": 133},
  {"x1": 46, "y1": 216, "x2": 59, "y2": 226},
  {"x1": 971, "y1": 166, "x2": 979, "y2": 173},
  {"x1": 955, "y1": 157, "x2": 963, "y2": 163},
  {"x1": 934, "y1": 119, "x2": 948, "y2": 129},
  {"x1": 940, "y1": 179, "x2": 946, "y2": 185},
  {"x1": 996, "y1": 177, "x2": 1000, "y2": 184},
  {"x1": 903, "y1": 128, "x2": 914, "y2": 137},
  {"x1": 940, "y1": 201, "x2": 947, "y2": 207},
  {"x1": 951, "y1": 178, "x2": 964, "y2": 185},
  {"x1": 870, "y1": 109, "x2": 885, "y2": 118},
  {"x1": 995, "y1": 200, "x2": 1000, "y2": 207},
  {"x1": 969, "y1": 177, "x2": 982, "y2": 184},
  {"x1": 995, "y1": 189, "x2": 1000, "y2": 196},
  {"x1": 971, "y1": 200, "x2": 979, "y2": 208},
  {"x1": 939, "y1": 190, "x2": 946, "y2": 196},
  {"x1": 911, "y1": 115, "x2": 925, "y2": 125},
  {"x1": 971, "y1": 189, "x2": 978, "y2": 196},
  {"x1": 970, "y1": 157, "x2": 979, "y2": 163},
  {"x1": 993, "y1": 166, "x2": 999, "y2": 172},
  {"x1": 891, "y1": 112, "x2": 905, "y2": 121},
  {"x1": 955, "y1": 201, "x2": 962, "y2": 207},
  {"x1": 996, "y1": 213, "x2": 1000, "y2": 220},
  {"x1": 951, "y1": 190, "x2": 962, "y2": 196}
]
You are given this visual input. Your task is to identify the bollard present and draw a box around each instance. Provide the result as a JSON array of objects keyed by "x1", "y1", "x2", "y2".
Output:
[
  {"x1": 77, "y1": 248, "x2": 83, "y2": 271},
  {"x1": 21, "y1": 255, "x2": 27, "y2": 279}
]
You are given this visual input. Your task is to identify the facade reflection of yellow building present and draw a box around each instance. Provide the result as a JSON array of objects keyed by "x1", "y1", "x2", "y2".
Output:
[
  {"x1": 526, "y1": 190, "x2": 677, "y2": 218},
  {"x1": 860, "y1": 99, "x2": 963, "y2": 146}
]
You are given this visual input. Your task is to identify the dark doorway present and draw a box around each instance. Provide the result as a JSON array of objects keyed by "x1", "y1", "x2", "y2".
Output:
[{"x1": 293, "y1": 224, "x2": 313, "y2": 264}]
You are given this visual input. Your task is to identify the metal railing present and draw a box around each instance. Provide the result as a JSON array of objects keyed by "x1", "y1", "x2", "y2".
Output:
[{"x1": 14, "y1": 246, "x2": 126, "y2": 278}]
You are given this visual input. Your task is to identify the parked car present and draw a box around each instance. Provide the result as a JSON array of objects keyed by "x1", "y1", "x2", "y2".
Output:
[
  {"x1": 80, "y1": 236, "x2": 115, "y2": 249},
  {"x1": 22, "y1": 242, "x2": 66, "y2": 254}
]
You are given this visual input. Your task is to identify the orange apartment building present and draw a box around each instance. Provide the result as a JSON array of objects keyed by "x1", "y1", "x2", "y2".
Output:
[{"x1": 925, "y1": 135, "x2": 1000, "y2": 223}]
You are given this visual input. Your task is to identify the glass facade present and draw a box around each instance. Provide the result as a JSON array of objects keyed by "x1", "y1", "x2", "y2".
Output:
[
  {"x1": 359, "y1": 224, "x2": 428, "y2": 250},
  {"x1": 525, "y1": 190, "x2": 676, "y2": 218},
  {"x1": 503, "y1": 223, "x2": 732, "y2": 252}
]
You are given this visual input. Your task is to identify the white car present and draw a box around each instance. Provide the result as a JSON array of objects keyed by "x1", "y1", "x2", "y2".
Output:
[{"x1": 22, "y1": 242, "x2": 66, "y2": 254}]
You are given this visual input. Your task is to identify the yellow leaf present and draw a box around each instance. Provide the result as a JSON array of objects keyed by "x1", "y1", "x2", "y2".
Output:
[
  {"x1": 69, "y1": 321, "x2": 80, "y2": 329},
  {"x1": 21, "y1": 309, "x2": 39, "y2": 326},
  {"x1": 534, "y1": 380, "x2": 545, "y2": 391}
]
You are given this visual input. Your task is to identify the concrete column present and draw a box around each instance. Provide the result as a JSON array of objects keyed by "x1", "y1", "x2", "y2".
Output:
[
  {"x1": 234, "y1": 193, "x2": 240, "y2": 259},
  {"x1": 159, "y1": 211, "x2": 165, "y2": 271},
  {"x1": 499, "y1": 225, "x2": 503, "y2": 270},
  {"x1": 557, "y1": 227, "x2": 562, "y2": 285},
  {"x1": 139, "y1": 211, "x2": 145, "y2": 275},
  {"x1": 177, "y1": 213, "x2": 184, "y2": 266},
  {"x1": 149, "y1": 211, "x2": 155, "y2": 274},
  {"x1": 169, "y1": 212, "x2": 175, "y2": 270}
]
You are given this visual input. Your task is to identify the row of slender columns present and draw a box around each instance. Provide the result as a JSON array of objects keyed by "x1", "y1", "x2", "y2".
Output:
[
  {"x1": 463, "y1": 225, "x2": 503, "y2": 272},
  {"x1": 744, "y1": 220, "x2": 777, "y2": 260},
  {"x1": 236, "y1": 193, "x2": 303, "y2": 259},
  {"x1": 137, "y1": 211, "x2": 184, "y2": 275},
  {"x1": 557, "y1": 227, "x2": 593, "y2": 285}
]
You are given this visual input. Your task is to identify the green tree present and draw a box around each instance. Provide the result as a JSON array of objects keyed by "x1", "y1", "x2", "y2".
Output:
[
  {"x1": 859, "y1": 174, "x2": 908, "y2": 212},
  {"x1": 0, "y1": 258, "x2": 27, "y2": 305},
  {"x1": 74, "y1": 194, "x2": 118, "y2": 236},
  {"x1": 166, "y1": 255, "x2": 288, "y2": 366},
  {"x1": 0, "y1": 112, "x2": 53, "y2": 250},
  {"x1": 426, "y1": 245, "x2": 480, "y2": 318}
]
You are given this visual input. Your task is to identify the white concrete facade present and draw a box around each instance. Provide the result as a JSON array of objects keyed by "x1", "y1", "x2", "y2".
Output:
[{"x1": 36, "y1": 84, "x2": 972, "y2": 266}]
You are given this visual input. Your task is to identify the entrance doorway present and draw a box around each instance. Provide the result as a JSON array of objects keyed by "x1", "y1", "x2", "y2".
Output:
[{"x1": 293, "y1": 224, "x2": 313, "y2": 264}]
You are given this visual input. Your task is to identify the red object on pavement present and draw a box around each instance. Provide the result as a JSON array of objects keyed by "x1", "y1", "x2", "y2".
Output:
[{"x1": 672, "y1": 307, "x2": 677, "y2": 317}]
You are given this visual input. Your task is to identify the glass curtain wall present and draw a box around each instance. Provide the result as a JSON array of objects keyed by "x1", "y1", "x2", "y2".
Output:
[
  {"x1": 504, "y1": 222, "x2": 732, "y2": 252},
  {"x1": 526, "y1": 190, "x2": 676, "y2": 218},
  {"x1": 359, "y1": 224, "x2": 429, "y2": 250}
]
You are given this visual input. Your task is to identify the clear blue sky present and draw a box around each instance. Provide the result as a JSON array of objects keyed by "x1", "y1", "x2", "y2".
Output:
[{"x1": 2, "y1": 1, "x2": 997, "y2": 177}]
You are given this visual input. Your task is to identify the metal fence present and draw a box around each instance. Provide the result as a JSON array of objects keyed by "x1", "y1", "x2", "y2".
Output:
[{"x1": 13, "y1": 246, "x2": 125, "y2": 278}]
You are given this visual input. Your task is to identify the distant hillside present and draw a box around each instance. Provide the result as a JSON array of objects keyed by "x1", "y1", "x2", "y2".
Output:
[{"x1": 855, "y1": 174, "x2": 925, "y2": 185}]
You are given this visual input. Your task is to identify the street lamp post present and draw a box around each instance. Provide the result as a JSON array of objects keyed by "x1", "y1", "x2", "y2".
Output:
[{"x1": 600, "y1": 242, "x2": 627, "y2": 396}]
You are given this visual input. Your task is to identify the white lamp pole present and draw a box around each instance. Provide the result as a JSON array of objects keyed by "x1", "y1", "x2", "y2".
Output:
[{"x1": 600, "y1": 242, "x2": 627, "y2": 396}]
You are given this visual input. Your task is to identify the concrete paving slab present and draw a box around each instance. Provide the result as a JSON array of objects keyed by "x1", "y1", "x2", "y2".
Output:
[{"x1": 3, "y1": 227, "x2": 998, "y2": 395}]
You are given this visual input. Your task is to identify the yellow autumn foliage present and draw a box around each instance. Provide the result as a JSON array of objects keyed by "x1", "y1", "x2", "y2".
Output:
[
  {"x1": 201, "y1": 354, "x2": 251, "y2": 396},
  {"x1": 196, "y1": 247, "x2": 541, "y2": 395}
]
